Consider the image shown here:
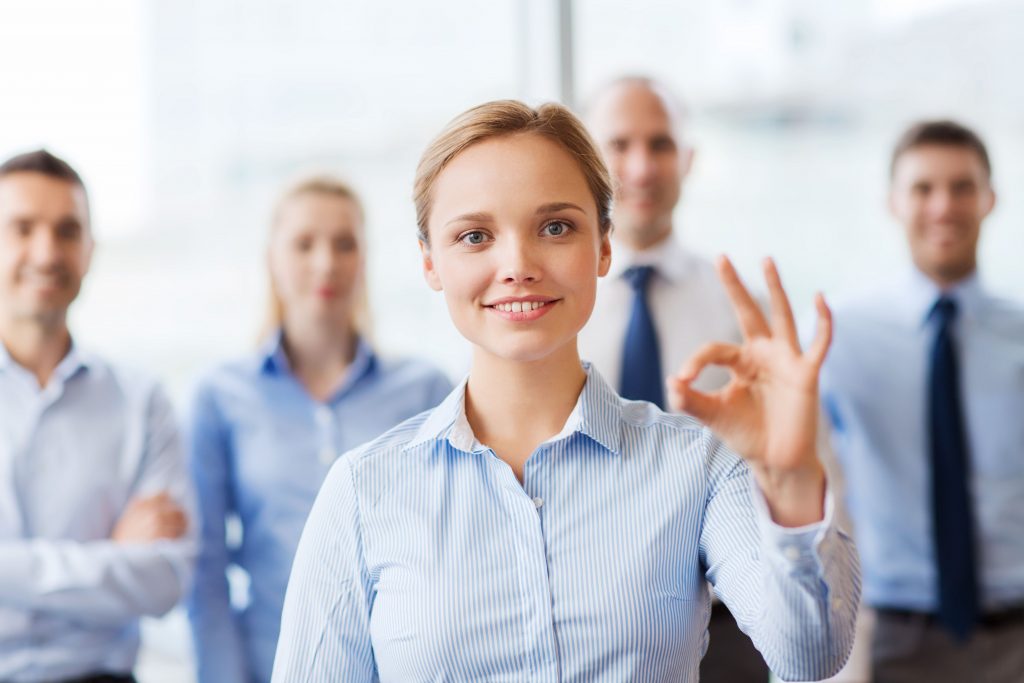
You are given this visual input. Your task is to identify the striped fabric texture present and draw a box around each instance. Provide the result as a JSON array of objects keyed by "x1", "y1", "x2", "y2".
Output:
[{"x1": 272, "y1": 366, "x2": 860, "y2": 682}]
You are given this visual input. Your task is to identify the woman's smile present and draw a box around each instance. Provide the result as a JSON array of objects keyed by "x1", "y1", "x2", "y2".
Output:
[{"x1": 484, "y1": 295, "x2": 560, "y2": 321}]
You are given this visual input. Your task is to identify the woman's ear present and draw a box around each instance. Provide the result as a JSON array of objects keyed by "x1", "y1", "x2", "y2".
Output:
[
  {"x1": 419, "y1": 239, "x2": 443, "y2": 291},
  {"x1": 597, "y1": 231, "x2": 613, "y2": 277}
]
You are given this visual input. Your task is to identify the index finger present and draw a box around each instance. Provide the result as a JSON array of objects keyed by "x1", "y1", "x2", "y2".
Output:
[{"x1": 717, "y1": 255, "x2": 770, "y2": 340}]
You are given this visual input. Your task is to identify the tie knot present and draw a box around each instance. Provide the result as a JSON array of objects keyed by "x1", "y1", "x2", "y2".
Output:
[
  {"x1": 931, "y1": 296, "x2": 958, "y2": 324},
  {"x1": 622, "y1": 265, "x2": 656, "y2": 292}
]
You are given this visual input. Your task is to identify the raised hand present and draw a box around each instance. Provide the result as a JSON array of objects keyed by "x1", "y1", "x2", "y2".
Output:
[
  {"x1": 666, "y1": 256, "x2": 831, "y2": 526},
  {"x1": 111, "y1": 492, "x2": 188, "y2": 544}
]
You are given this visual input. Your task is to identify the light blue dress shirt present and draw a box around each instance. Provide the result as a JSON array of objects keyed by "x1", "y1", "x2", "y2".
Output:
[
  {"x1": 187, "y1": 333, "x2": 452, "y2": 683},
  {"x1": 272, "y1": 364, "x2": 860, "y2": 682},
  {"x1": 819, "y1": 270, "x2": 1024, "y2": 612},
  {"x1": 0, "y1": 343, "x2": 197, "y2": 682}
]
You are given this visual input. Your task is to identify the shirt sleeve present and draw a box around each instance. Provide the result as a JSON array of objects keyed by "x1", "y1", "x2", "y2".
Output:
[
  {"x1": 272, "y1": 452, "x2": 377, "y2": 682},
  {"x1": 699, "y1": 429, "x2": 861, "y2": 682},
  {"x1": 185, "y1": 380, "x2": 249, "y2": 683},
  {"x1": 0, "y1": 384, "x2": 198, "y2": 625}
]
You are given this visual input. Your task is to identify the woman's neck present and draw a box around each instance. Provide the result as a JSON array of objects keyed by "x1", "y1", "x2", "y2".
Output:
[
  {"x1": 465, "y1": 341, "x2": 587, "y2": 481},
  {"x1": 280, "y1": 317, "x2": 357, "y2": 402}
]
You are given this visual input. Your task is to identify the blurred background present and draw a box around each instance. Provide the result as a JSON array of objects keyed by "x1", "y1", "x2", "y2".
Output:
[{"x1": 2, "y1": 0, "x2": 1023, "y2": 679}]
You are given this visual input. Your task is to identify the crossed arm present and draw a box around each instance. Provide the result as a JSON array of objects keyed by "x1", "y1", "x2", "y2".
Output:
[{"x1": 0, "y1": 388, "x2": 196, "y2": 625}]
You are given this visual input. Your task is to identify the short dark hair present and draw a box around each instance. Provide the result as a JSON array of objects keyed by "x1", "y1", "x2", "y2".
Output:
[
  {"x1": 0, "y1": 149, "x2": 86, "y2": 189},
  {"x1": 890, "y1": 120, "x2": 991, "y2": 180}
]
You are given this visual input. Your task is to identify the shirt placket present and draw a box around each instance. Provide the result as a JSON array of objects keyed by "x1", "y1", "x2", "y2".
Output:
[
  {"x1": 314, "y1": 403, "x2": 338, "y2": 467},
  {"x1": 500, "y1": 446, "x2": 559, "y2": 682}
]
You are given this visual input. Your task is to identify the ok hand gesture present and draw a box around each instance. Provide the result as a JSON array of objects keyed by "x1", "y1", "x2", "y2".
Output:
[{"x1": 667, "y1": 256, "x2": 831, "y2": 526}]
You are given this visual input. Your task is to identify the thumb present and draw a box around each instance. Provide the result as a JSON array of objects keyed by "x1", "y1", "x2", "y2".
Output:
[{"x1": 667, "y1": 378, "x2": 722, "y2": 425}]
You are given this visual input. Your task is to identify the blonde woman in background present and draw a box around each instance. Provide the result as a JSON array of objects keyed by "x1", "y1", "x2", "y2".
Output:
[
  {"x1": 186, "y1": 176, "x2": 452, "y2": 683},
  {"x1": 272, "y1": 104, "x2": 859, "y2": 682}
]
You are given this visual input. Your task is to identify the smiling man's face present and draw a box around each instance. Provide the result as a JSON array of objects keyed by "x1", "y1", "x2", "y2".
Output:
[
  {"x1": 0, "y1": 171, "x2": 93, "y2": 328},
  {"x1": 889, "y1": 144, "x2": 994, "y2": 287}
]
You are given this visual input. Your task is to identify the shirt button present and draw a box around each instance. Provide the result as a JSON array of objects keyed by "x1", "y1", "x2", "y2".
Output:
[
  {"x1": 832, "y1": 597, "x2": 844, "y2": 611},
  {"x1": 315, "y1": 407, "x2": 332, "y2": 425},
  {"x1": 532, "y1": 497, "x2": 544, "y2": 509},
  {"x1": 319, "y1": 448, "x2": 336, "y2": 465},
  {"x1": 783, "y1": 545, "x2": 801, "y2": 562}
]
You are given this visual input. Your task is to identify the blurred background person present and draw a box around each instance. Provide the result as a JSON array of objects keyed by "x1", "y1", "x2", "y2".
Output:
[
  {"x1": 186, "y1": 176, "x2": 452, "y2": 683},
  {"x1": 579, "y1": 77, "x2": 765, "y2": 682},
  {"x1": 0, "y1": 149, "x2": 195, "y2": 683},
  {"x1": 817, "y1": 121, "x2": 1024, "y2": 682}
]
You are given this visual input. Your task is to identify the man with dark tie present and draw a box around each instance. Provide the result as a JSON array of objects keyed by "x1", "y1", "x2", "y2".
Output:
[
  {"x1": 579, "y1": 76, "x2": 766, "y2": 682},
  {"x1": 818, "y1": 121, "x2": 1024, "y2": 681},
  {"x1": 0, "y1": 150, "x2": 196, "y2": 682}
]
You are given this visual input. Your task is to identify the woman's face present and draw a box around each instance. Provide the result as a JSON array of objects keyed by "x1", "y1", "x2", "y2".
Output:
[
  {"x1": 269, "y1": 191, "x2": 364, "y2": 328},
  {"x1": 421, "y1": 133, "x2": 611, "y2": 364}
]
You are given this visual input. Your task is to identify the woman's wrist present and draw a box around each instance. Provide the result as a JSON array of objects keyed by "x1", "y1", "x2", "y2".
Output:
[{"x1": 751, "y1": 457, "x2": 827, "y2": 528}]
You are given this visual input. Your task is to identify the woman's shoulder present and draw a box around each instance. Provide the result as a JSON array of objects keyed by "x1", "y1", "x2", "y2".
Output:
[
  {"x1": 190, "y1": 353, "x2": 269, "y2": 398},
  {"x1": 332, "y1": 403, "x2": 443, "y2": 481},
  {"x1": 617, "y1": 398, "x2": 707, "y2": 433}
]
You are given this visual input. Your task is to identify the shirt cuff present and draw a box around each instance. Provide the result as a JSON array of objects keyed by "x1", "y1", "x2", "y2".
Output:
[{"x1": 748, "y1": 469, "x2": 836, "y2": 572}]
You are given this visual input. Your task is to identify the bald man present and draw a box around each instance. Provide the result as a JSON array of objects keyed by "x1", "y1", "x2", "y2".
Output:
[{"x1": 579, "y1": 77, "x2": 768, "y2": 682}]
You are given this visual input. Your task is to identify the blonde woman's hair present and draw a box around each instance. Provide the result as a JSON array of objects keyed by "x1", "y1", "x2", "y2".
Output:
[
  {"x1": 413, "y1": 100, "x2": 614, "y2": 244},
  {"x1": 261, "y1": 175, "x2": 372, "y2": 342}
]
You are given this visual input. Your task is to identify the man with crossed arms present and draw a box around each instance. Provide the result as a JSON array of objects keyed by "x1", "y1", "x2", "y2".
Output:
[{"x1": 0, "y1": 150, "x2": 195, "y2": 683}]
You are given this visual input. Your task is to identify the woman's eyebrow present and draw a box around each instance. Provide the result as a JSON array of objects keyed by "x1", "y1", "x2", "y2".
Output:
[
  {"x1": 535, "y1": 202, "x2": 586, "y2": 215},
  {"x1": 445, "y1": 211, "x2": 493, "y2": 227}
]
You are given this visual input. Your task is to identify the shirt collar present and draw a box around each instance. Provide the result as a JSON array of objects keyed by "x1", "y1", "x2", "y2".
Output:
[
  {"x1": 0, "y1": 338, "x2": 92, "y2": 382},
  {"x1": 404, "y1": 363, "x2": 623, "y2": 456},
  {"x1": 258, "y1": 328, "x2": 377, "y2": 398},
  {"x1": 607, "y1": 235, "x2": 693, "y2": 285},
  {"x1": 901, "y1": 267, "x2": 986, "y2": 327}
]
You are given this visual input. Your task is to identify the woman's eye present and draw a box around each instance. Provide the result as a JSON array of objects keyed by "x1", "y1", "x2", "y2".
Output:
[
  {"x1": 459, "y1": 231, "x2": 487, "y2": 246},
  {"x1": 543, "y1": 221, "x2": 571, "y2": 237}
]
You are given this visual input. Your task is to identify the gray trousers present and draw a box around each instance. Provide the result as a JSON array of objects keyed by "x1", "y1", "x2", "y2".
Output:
[{"x1": 872, "y1": 609, "x2": 1024, "y2": 683}]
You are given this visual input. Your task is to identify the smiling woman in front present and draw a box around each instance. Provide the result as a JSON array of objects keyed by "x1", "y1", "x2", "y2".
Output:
[{"x1": 271, "y1": 101, "x2": 860, "y2": 682}]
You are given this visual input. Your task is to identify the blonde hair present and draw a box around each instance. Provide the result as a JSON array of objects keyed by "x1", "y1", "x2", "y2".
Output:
[
  {"x1": 261, "y1": 175, "x2": 372, "y2": 342},
  {"x1": 413, "y1": 100, "x2": 614, "y2": 243}
]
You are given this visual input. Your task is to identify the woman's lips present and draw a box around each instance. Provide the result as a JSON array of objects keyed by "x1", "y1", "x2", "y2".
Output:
[{"x1": 486, "y1": 298, "x2": 558, "y2": 321}]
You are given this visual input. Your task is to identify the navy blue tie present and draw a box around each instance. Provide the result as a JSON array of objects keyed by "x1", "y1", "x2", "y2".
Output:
[
  {"x1": 619, "y1": 265, "x2": 665, "y2": 409},
  {"x1": 928, "y1": 296, "x2": 978, "y2": 642}
]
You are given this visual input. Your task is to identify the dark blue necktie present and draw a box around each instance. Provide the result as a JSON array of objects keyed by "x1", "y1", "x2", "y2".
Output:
[
  {"x1": 928, "y1": 296, "x2": 978, "y2": 642},
  {"x1": 619, "y1": 265, "x2": 664, "y2": 409}
]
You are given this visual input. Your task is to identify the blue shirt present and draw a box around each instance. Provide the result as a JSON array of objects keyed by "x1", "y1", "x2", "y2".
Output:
[
  {"x1": 819, "y1": 270, "x2": 1024, "y2": 612},
  {"x1": 272, "y1": 365, "x2": 860, "y2": 682},
  {"x1": 0, "y1": 343, "x2": 197, "y2": 682},
  {"x1": 187, "y1": 333, "x2": 452, "y2": 683}
]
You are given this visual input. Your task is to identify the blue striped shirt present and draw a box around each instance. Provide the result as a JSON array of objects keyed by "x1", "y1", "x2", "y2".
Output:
[
  {"x1": 187, "y1": 333, "x2": 452, "y2": 683},
  {"x1": 272, "y1": 365, "x2": 860, "y2": 682}
]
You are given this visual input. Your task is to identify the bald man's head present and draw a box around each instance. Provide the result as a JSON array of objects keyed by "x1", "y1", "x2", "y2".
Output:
[{"x1": 587, "y1": 78, "x2": 693, "y2": 251}]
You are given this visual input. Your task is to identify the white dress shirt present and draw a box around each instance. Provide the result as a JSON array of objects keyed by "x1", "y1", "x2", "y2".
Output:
[
  {"x1": 578, "y1": 237, "x2": 742, "y2": 395},
  {"x1": 0, "y1": 343, "x2": 197, "y2": 682}
]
